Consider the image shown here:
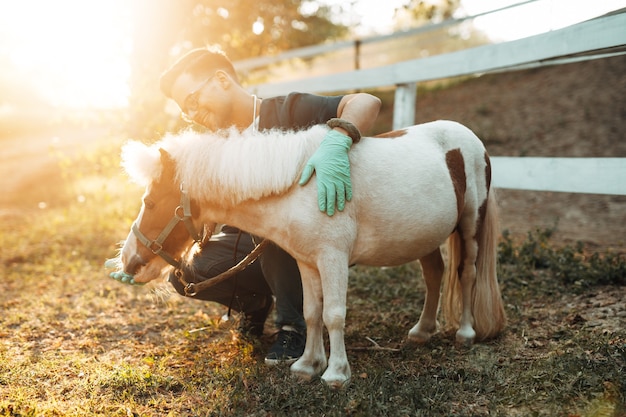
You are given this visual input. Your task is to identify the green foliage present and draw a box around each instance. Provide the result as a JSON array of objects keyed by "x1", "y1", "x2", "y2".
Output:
[
  {"x1": 499, "y1": 227, "x2": 626, "y2": 289},
  {"x1": 183, "y1": 0, "x2": 348, "y2": 60},
  {"x1": 97, "y1": 364, "x2": 184, "y2": 400},
  {"x1": 396, "y1": 0, "x2": 461, "y2": 25}
]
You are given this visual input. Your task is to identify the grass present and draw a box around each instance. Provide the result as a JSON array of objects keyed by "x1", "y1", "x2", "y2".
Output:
[{"x1": 1, "y1": 138, "x2": 624, "y2": 417}]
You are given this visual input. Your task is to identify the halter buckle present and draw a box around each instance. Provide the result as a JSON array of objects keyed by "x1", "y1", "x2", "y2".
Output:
[
  {"x1": 174, "y1": 205, "x2": 185, "y2": 220},
  {"x1": 184, "y1": 283, "x2": 198, "y2": 297},
  {"x1": 148, "y1": 240, "x2": 164, "y2": 255}
]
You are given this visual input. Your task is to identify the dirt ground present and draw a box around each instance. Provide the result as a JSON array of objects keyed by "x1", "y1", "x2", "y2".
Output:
[{"x1": 407, "y1": 54, "x2": 626, "y2": 253}]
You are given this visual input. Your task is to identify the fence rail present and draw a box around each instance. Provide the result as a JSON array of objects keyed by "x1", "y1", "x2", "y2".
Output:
[
  {"x1": 491, "y1": 157, "x2": 626, "y2": 195},
  {"x1": 247, "y1": 12, "x2": 625, "y2": 96},
  {"x1": 234, "y1": 0, "x2": 542, "y2": 72},
  {"x1": 241, "y1": 10, "x2": 626, "y2": 195}
]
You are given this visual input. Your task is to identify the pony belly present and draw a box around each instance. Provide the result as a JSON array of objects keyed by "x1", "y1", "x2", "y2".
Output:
[
  {"x1": 350, "y1": 196, "x2": 458, "y2": 267},
  {"x1": 352, "y1": 228, "x2": 453, "y2": 267}
]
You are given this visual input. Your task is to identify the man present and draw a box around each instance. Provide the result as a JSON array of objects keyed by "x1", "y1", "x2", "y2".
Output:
[{"x1": 159, "y1": 46, "x2": 380, "y2": 365}]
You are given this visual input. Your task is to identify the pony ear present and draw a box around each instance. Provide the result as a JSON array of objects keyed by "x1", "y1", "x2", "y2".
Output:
[
  {"x1": 121, "y1": 140, "x2": 160, "y2": 186},
  {"x1": 159, "y1": 148, "x2": 177, "y2": 181}
]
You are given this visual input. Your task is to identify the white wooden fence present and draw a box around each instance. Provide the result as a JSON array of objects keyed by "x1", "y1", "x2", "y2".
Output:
[{"x1": 238, "y1": 10, "x2": 626, "y2": 195}]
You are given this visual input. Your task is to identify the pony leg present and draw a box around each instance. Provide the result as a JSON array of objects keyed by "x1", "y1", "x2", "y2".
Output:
[
  {"x1": 408, "y1": 249, "x2": 444, "y2": 343},
  {"x1": 456, "y1": 234, "x2": 478, "y2": 345},
  {"x1": 318, "y1": 254, "x2": 351, "y2": 389},
  {"x1": 290, "y1": 263, "x2": 327, "y2": 381}
]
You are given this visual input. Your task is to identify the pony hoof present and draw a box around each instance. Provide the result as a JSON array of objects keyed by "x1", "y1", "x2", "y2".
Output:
[
  {"x1": 291, "y1": 369, "x2": 315, "y2": 382},
  {"x1": 290, "y1": 359, "x2": 325, "y2": 382},
  {"x1": 407, "y1": 330, "x2": 433, "y2": 344},
  {"x1": 321, "y1": 366, "x2": 351, "y2": 389},
  {"x1": 407, "y1": 321, "x2": 438, "y2": 344},
  {"x1": 455, "y1": 327, "x2": 476, "y2": 347},
  {"x1": 322, "y1": 376, "x2": 350, "y2": 389}
]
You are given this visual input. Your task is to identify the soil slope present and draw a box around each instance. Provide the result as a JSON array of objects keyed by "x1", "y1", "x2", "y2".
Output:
[{"x1": 407, "y1": 55, "x2": 626, "y2": 252}]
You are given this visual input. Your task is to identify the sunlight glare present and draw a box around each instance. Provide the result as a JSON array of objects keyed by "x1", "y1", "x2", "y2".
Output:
[
  {"x1": 315, "y1": 0, "x2": 625, "y2": 39},
  {"x1": 461, "y1": 0, "x2": 626, "y2": 41},
  {"x1": 0, "y1": 0, "x2": 132, "y2": 109}
]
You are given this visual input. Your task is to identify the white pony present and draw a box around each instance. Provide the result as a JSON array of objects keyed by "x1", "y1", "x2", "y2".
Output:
[{"x1": 118, "y1": 120, "x2": 506, "y2": 388}]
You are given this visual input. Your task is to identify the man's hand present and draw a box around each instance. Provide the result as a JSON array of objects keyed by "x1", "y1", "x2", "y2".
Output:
[
  {"x1": 299, "y1": 129, "x2": 352, "y2": 216},
  {"x1": 105, "y1": 258, "x2": 144, "y2": 286},
  {"x1": 109, "y1": 270, "x2": 144, "y2": 286}
]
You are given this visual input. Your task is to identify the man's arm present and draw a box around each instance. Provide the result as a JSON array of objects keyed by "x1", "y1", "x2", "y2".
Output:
[
  {"x1": 335, "y1": 93, "x2": 381, "y2": 136},
  {"x1": 299, "y1": 93, "x2": 381, "y2": 216}
]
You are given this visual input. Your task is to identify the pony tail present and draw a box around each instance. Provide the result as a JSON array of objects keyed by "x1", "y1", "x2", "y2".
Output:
[
  {"x1": 471, "y1": 190, "x2": 506, "y2": 340},
  {"x1": 442, "y1": 190, "x2": 506, "y2": 341},
  {"x1": 441, "y1": 230, "x2": 462, "y2": 333}
]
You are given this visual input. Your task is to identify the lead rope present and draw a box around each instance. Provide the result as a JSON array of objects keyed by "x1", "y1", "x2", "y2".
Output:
[
  {"x1": 181, "y1": 239, "x2": 268, "y2": 296},
  {"x1": 225, "y1": 230, "x2": 244, "y2": 320}
]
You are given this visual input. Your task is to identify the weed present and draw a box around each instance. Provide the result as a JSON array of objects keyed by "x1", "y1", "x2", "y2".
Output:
[{"x1": 499, "y1": 227, "x2": 626, "y2": 291}]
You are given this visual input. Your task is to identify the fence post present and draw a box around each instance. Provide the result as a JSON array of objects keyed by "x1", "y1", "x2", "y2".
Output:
[{"x1": 392, "y1": 83, "x2": 417, "y2": 130}]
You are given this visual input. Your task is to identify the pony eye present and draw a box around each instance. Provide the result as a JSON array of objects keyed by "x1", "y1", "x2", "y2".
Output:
[{"x1": 143, "y1": 199, "x2": 155, "y2": 209}]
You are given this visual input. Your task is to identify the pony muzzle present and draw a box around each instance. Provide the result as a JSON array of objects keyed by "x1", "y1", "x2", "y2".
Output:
[{"x1": 123, "y1": 253, "x2": 146, "y2": 275}]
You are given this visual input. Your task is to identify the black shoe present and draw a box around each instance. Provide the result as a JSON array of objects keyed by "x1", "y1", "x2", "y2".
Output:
[
  {"x1": 264, "y1": 326, "x2": 306, "y2": 365},
  {"x1": 240, "y1": 296, "x2": 273, "y2": 338}
]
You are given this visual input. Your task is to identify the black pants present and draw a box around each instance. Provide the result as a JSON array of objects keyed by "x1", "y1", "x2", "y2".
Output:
[{"x1": 169, "y1": 227, "x2": 272, "y2": 314}]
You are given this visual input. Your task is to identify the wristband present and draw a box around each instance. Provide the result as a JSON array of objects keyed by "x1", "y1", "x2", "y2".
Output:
[{"x1": 327, "y1": 118, "x2": 361, "y2": 144}]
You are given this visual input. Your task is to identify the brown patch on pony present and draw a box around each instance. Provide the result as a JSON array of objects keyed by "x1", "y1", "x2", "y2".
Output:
[
  {"x1": 473, "y1": 153, "x2": 492, "y2": 261},
  {"x1": 446, "y1": 148, "x2": 466, "y2": 223},
  {"x1": 447, "y1": 148, "x2": 468, "y2": 281},
  {"x1": 374, "y1": 129, "x2": 408, "y2": 139},
  {"x1": 475, "y1": 152, "x2": 492, "y2": 247}
]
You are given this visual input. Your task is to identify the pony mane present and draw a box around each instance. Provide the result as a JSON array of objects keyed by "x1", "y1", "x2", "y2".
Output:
[
  {"x1": 121, "y1": 140, "x2": 162, "y2": 186},
  {"x1": 123, "y1": 125, "x2": 327, "y2": 205}
]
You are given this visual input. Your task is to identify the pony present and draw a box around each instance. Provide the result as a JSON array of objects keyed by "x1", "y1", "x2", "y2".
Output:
[{"x1": 117, "y1": 120, "x2": 506, "y2": 388}]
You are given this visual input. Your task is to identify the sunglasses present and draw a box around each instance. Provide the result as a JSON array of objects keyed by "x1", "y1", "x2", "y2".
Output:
[{"x1": 181, "y1": 76, "x2": 213, "y2": 122}]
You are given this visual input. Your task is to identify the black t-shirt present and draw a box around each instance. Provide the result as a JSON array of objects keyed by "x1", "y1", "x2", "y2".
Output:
[
  {"x1": 258, "y1": 92, "x2": 343, "y2": 131},
  {"x1": 220, "y1": 93, "x2": 342, "y2": 235}
]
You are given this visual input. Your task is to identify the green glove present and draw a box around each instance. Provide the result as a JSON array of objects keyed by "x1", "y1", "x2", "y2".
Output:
[
  {"x1": 109, "y1": 270, "x2": 144, "y2": 286},
  {"x1": 299, "y1": 129, "x2": 353, "y2": 216},
  {"x1": 104, "y1": 259, "x2": 145, "y2": 286}
]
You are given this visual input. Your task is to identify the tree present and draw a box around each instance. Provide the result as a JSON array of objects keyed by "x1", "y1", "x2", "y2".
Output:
[
  {"x1": 394, "y1": 0, "x2": 461, "y2": 26},
  {"x1": 181, "y1": 0, "x2": 347, "y2": 60},
  {"x1": 387, "y1": 0, "x2": 490, "y2": 62}
]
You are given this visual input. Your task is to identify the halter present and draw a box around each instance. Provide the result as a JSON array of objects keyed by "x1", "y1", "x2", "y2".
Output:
[
  {"x1": 131, "y1": 183, "x2": 205, "y2": 268},
  {"x1": 131, "y1": 183, "x2": 268, "y2": 298}
]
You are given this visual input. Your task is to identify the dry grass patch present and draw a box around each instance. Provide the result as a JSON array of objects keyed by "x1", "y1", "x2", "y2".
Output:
[{"x1": 1, "y1": 136, "x2": 624, "y2": 417}]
